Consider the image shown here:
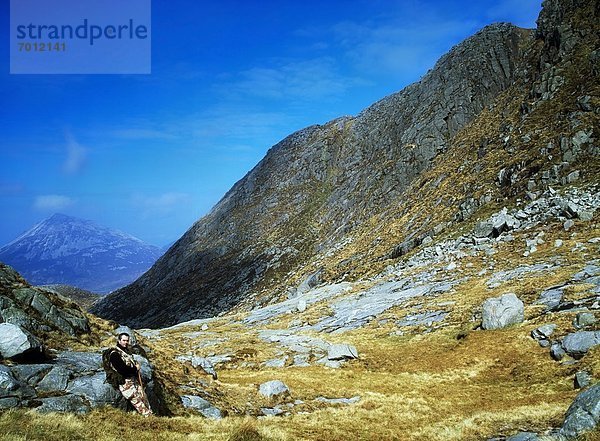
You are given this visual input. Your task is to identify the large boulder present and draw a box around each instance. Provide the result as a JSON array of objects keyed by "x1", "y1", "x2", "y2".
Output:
[
  {"x1": 327, "y1": 344, "x2": 359, "y2": 361},
  {"x1": 482, "y1": 293, "x2": 524, "y2": 330},
  {"x1": 181, "y1": 395, "x2": 223, "y2": 419},
  {"x1": 562, "y1": 331, "x2": 600, "y2": 358},
  {"x1": 36, "y1": 366, "x2": 71, "y2": 392},
  {"x1": 259, "y1": 380, "x2": 290, "y2": 400},
  {"x1": 35, "y1": 394, "x2": 89, "y2": 414},
  {"x1": 559, "y1": 384, "x2": 600, "y2": 438},
  {"x1": 0, "y1": 323, "x2": 42, "y2": 359},
  {"x1": 66, "y1": 372, "x2": 121, "y2": 407}
]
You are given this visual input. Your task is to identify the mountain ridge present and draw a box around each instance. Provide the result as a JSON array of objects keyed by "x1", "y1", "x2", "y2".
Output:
[
  {"x1": 93, "y1": 0, "x2": 599, "y2": 328},
  {"x1": 0, "y1": 213, "x2": 163, "y2": 294}
]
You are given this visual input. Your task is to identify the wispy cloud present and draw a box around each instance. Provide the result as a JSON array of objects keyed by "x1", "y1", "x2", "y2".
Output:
[
  {"x1": 132, "y1": 192, "x2": 192, "y2": 216},
  {"x1": 330, "y1": 17, "x2": 477, "y2": 78},
  {"x1": 190, "y1": 107, "x2": 295, "y2": 142},
  {"x1": 63, "y1": 132, "x2": 87, "y2": 175},
  {"x1": 220, "y1": 57, "x2": 367, "y2": 102},
  {"x1": 33, "y1": 194, "x2": 75, "y2": 211}
]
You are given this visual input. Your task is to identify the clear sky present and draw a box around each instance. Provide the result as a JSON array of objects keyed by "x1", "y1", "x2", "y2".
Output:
[{"x1": 0, "y1": 0, "x2": 542, "y2": 247}]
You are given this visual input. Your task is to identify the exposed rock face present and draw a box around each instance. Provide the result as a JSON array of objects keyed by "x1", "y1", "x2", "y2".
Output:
[
  {"x1": 0, "y1": 264, "x2": 90, "y2": 340},
  {"x1": 0, "y1": 264, "x2": 161, "y2": 414},
  {"x1": 0, "y1": 323, "x2": 42, "y2": 359},
  {"x1": 93, "y1": 24, "x2": 530, "y2": 328}
]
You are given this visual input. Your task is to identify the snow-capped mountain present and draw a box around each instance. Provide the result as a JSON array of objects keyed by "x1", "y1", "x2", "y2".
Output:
[{"x1": 0, "y1": 213, "x2": 163, "y2": 294}]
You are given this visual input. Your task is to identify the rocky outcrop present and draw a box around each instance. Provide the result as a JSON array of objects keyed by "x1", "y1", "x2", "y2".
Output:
[
  {"x1": 0, "y1": 349, "x2": 157, "y2": 414},
  {"x1": 0, "y1": 264, "x2": 161, "y2": 414},
  {"x1": 93, "y1": 23, "x2": 531, "y2": 328},
  {"x1": 0, "y1": 264, "x2": 90, "y2": 345}
]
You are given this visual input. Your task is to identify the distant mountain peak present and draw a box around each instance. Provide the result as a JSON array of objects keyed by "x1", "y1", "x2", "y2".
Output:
[{"x1": 0, "y1": 214, "x2": 163, "y2": 294}]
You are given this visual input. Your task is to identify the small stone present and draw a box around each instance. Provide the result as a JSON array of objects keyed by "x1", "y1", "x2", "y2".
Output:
[
  {"x1": 550, "y1": 343, "x2": 566, "y2": 361},
  {"x1": 554, "y1": 239, "x2": 563, "y2": 248},
  {"x1": 201, "y1": 324, "x2": 209, "y2": 331},
  {"x1": 573, "y1": 312, "x2": 597, "y2": 329},
  {"x1": 564, "y1": 220, "x2": 575, "y2": 231},
  {"x1": 297, "y1": 299, "x2": 307, "y2": 313},
  {"x1": 574, "y1": 371, "x2": 592, "y2": 389},
  {"x1": 566, "y1": 171, "x2": 580, "y2": 183},
  {"x1": 531, "y1": 324, "x2": 557, "y2": 340},
  {"x1": 181, "y1": 395, "x2": 222, "y2": 419}
]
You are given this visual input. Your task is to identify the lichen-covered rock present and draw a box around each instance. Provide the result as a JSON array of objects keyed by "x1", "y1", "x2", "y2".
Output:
[
  {"x1": 66, "y1": 372, "x2": 121, "y2": 407},
  {"x1": 35, "y1": 394, "x2": 89, "y2": 414},
  {"x1": 259, "y1": 380, "x2": 290, "y2": 400},
  {"x1": 482, "y1": 293, "x2": 524, "y2": 330},
  {"x1": 559, "y1": 384, "x2": 600, "y2": 438},
  {"x1": 562, "y1": 331, "x2": 600, "y2": 358},
  {"x1": 0, "y1": 323, "x2": 42, "y2": 359},
  {"x1": 181, "y1": 395, "x2": 222, "y2": 419},
  {"x1": 327, "y1": 344, "x2": 359, "y2": 361}
]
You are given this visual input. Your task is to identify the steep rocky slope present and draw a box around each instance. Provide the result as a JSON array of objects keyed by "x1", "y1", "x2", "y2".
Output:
[
  {"x1": 0, "y1": 214, "x2": 163, "y2": 294},
  {"x1": 94, "y1": 0, "x2": 599, "y2": 329},
  {"x1": 91, "y1": 24, "x2": 528, "y2": 327}
]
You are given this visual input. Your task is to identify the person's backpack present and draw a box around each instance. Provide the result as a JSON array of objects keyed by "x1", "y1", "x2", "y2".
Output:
[{"x1": 102, "y1": 348, "x2": 124, "y2": 388}]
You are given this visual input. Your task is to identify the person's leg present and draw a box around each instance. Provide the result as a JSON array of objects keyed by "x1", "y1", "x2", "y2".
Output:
[{"x1": 119, "y1": 378, "x2": 153, "y2": 416}]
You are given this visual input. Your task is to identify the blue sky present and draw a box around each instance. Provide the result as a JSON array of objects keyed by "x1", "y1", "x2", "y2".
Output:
[{"x1": 0, "y1": 0, "x2": 541, "y2": 247}]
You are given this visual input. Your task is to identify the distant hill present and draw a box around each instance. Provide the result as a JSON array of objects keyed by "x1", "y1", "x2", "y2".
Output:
[
  {"x1": 0, "y1": 213, "x2": 163, "y2": 294},
  {"x1": 38, "y1": 284, "x2": 101, "y2": 310}
]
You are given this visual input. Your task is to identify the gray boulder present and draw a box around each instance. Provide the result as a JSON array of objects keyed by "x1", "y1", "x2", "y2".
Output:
[
  {"x1": 66, "y1": 372, "x2": 121, "y2": 407},
  {"x1": 562, "y1": 331, "x2": 600, "y2": 358},
  {"x1": 35, "y1": 394, "x2": 89, "y2": 414},
  {"x1": 181, "y1": 395, "x2": 222, "y2": 419},
  {"x1": 10, "y1": 364, "x2": 52, "y2": 386},
  {"x1": 559, "y1": 384, "x2": 600, "y2": 438},
  {"x1": 550, "y1": 343, "x2": 566, "y2": 361},
  {"x1": 0, "y1": 397, "x2": 20, "y2": 410},
  {"x1": 37, "y1": 366, "x2": 71, "y2": 392},
  {"x1": 573, "y1": 312, "x2": 597, "y2": 329},
  {"x1": 0, "y1": 365, "x2": 19, "y2": 397},
  {"x1": 54, "y1": 351, "x2": 101, "y2": 374},
  {"x1": 327, "y1": 344, "x2": 359, "y2": 361},
  {"x1": 531, "y1": 324, "x2": 556, "y2": 341},
  {"x1": 0, "y1": 323, "x2": 42, "y2": 359},
  {"x1": 190, "y1": 356, "x2": 217, "y2": 380},
  {"x1": 259, "y1": 380, "x2": 290, "y2": 400},
  {"x1": 0, "y1": 303, "x2": 36, "y2": 330},
  {"x1": 574, "y1": 371, "x2": 592, "y2": 389},
  {"x1": 482, "y1": 293, "x2": 524, "y2": 330}
]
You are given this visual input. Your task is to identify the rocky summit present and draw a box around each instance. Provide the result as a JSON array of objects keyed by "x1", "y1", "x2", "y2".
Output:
[{"x1": 0, "y1": 213, "x2": 163, "y2": 294}]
